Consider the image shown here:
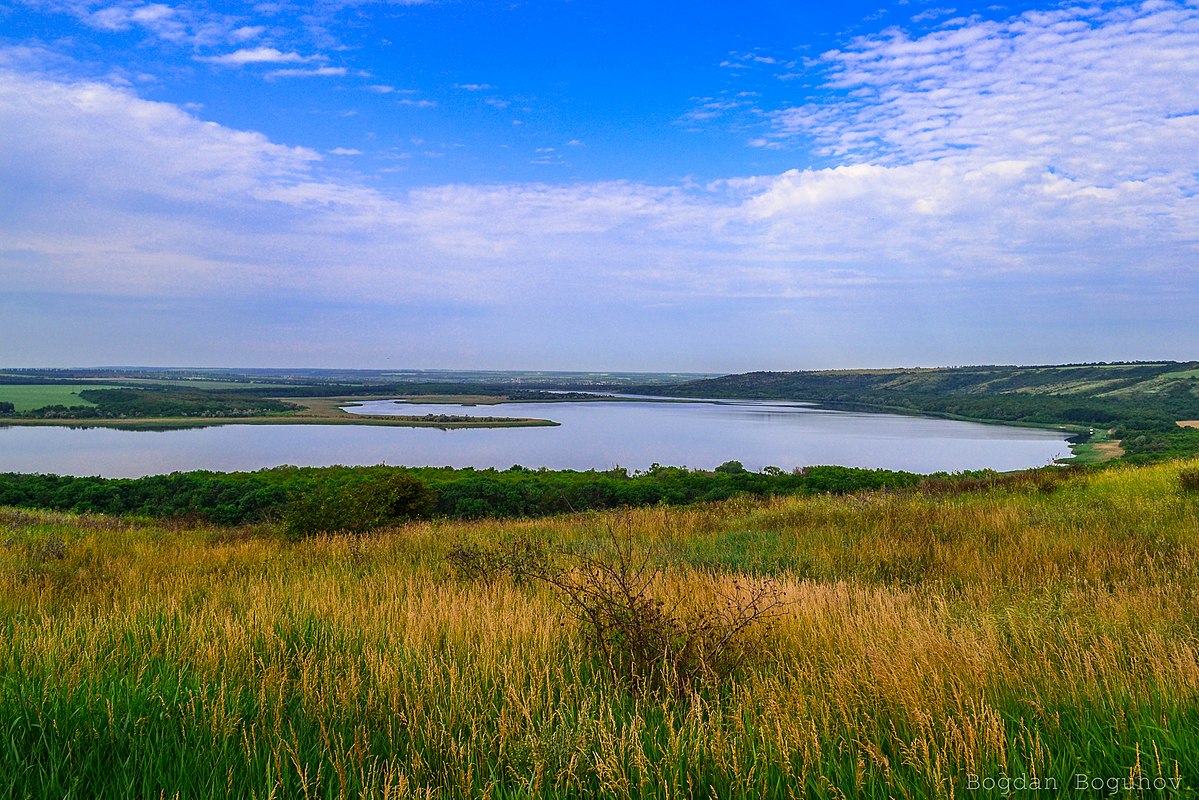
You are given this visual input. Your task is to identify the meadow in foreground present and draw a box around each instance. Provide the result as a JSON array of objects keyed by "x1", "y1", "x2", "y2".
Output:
[{"x1": 2, "y1": 460, "x2": 1199, "y2": 798}]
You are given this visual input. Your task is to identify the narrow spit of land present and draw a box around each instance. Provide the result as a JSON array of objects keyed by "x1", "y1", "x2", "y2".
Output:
[
  {"x1": 284, "y1": 397, "x2": 560, "y2": 428},
  {"x1": 0, "y1": 396, "x2": 559, "y2": 430}
]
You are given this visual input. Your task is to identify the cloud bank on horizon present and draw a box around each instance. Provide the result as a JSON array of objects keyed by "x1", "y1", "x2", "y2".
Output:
[{"x1": 1, "y1": 0, "x2": 1197, "y2": 370}]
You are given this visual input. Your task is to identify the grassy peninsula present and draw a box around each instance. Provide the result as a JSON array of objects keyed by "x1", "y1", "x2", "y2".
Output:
[{"x1": 0, "y1": 387, "x2": 558, "y2": 430}]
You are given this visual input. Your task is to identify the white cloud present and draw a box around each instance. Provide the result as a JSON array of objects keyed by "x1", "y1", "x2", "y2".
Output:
[
  {"x1": 911, "y1": 7, "x2": 956, "y2": 24},
  {"x1": 0, "y1": 69, "x2": 329, "y2": 298},
  {"x1": 2, "y1": 57, "x2": 1196, "y2": 302},
  {"x1": 82, "y1": 2, "x2": 192, "y2": 41},
  {"x1": 720, "y1": 51, "x2": 797, "y2": 70},
  {"x1": 763, "y1": 1, "x2": 1199, "y2": 188},
  {"x1": 723, "y1": 1, "x2": 1199, "y2": 284},
  {"x1": 265, "y1": 66, "x2": 346, "y2": 79},
  {"x1": 329, "y1": 147, "x2": 362, "y2": 155},
  {"x1": 85, "y1": 3, "x2": 148, "y2": 31},
  {"x1": 35, "y1": 1, "x2": 259, "y2": 47},
  {"x1": 229, "y1": 25, "x2": 265, "y2": 42},
  {"x1": 680, "y1": 96, "x2": 748, "y2": 125},
  {"x1": 198, "y1": 47, "x2": 318, "y2": 66},
  {"x1": 0, "y1": 69, "x2": 738, "y2": 309}
]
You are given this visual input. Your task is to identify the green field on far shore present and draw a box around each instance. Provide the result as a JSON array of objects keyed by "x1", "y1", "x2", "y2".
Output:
[{"x1": 0, "y1": 384, "x2": 123, "y2": 412}]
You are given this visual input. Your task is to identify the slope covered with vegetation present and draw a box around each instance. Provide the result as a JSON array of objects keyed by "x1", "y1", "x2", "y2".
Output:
[
  {"x1": 2, "y1": 459, "x2": 1198, "y2": 797},
  {"x1": 654, "y1": 362, "x2": 1199, "y2": 462}
]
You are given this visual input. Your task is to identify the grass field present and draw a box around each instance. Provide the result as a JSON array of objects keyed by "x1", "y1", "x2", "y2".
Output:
[
  {"x1": 1063, "y1": 428, "x2": 1125, "y2": 464},
  {"x1": 2, "y1": 459, "x2": 1199, "y2": 797},
  {"x1": 0, "y1": 384, "x2": 122, "y2": 411}
]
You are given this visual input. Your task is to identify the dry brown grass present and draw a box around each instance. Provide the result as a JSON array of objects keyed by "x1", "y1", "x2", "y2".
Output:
[{"x1": 3, "y1": 459, "x2": 1199, "y2": 796}]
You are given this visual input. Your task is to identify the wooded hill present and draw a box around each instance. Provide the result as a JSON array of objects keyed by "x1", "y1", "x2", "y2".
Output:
[{"x1": 650, "y1": 362, "x2": 1199, "y2": 461}]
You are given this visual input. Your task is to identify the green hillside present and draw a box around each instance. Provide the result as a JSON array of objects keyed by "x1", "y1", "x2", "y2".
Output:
[{"x1": 655, "y1": 362, "x2": 1199, "y2": 462}]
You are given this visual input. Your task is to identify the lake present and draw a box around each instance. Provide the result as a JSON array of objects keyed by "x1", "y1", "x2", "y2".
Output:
[{"x1": 0, "y1": 396, "x2": 1071, "y2": 477}]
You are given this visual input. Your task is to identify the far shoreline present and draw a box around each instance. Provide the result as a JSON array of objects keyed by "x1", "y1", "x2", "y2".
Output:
[{"x1": 0, "y1": 395, "x2": 560, "y2": 431}]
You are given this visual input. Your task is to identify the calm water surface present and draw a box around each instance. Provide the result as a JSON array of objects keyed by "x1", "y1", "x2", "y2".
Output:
[{"x1": 0, "y1": 397, "x2": 1071, "y2": 478}]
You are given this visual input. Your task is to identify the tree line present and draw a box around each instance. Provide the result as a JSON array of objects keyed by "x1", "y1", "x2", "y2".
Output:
[{"x1": 0, "y1": 462, "x2": 927, "y2": 532}]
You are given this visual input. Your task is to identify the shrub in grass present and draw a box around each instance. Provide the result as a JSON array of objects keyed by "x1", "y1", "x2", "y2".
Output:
[
  {"x1": 450, "y1": 525, "x2": 786, "y2": 696},
  {"x1": 545, "y1": 543, "x2": 785, "y2": 696},
  {"x1": 1180, "y1": 468, "x2": 1199, "y2": 494},
  {"x1": 446, "y1": 533, "x2": 550, "y2": 585}
]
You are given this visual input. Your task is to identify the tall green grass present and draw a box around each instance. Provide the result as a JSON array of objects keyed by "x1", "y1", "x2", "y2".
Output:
[{"x1": 2, "y1": 460, "x2": 1199, "y2": 797}]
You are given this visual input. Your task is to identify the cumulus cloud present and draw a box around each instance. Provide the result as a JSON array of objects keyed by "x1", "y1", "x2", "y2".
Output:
[
  {"x1": 0, "y1": 68, "x2": 741, "y2": 311},
  {"x1": 0, "y1": 72, "x2": 323, "y2": 296}
]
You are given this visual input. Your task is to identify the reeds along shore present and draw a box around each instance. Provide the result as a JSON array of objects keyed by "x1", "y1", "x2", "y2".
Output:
[{"x1": 2, "y1": 459, "x2": 1199, "y2": 798}]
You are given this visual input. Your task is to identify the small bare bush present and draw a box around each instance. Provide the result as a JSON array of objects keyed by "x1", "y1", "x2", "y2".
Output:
[
  {"x1": 450, "y1": 524, "x2": 787, "y2": 696},
  {"x1": 547, "y1": 545, "x2": 785, "y2": 696},
  {"x1": 446, "y1": 534, "x2": 549, "y2": 586}
]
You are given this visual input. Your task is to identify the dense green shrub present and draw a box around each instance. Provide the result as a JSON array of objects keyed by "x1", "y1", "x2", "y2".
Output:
[{"x1": 281, "y1": 474, "x2": 437, "y2": 538}]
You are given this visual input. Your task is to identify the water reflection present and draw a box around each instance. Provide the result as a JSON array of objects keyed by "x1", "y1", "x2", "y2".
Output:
[{"x1": 0, "y1": 397, "x2": 1071, "y2": 478}]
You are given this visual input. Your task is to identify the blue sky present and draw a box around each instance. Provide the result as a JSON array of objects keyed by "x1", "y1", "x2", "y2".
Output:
[{"x1": 1, "y1": 0, "x2": 1197, "y2": 371}]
